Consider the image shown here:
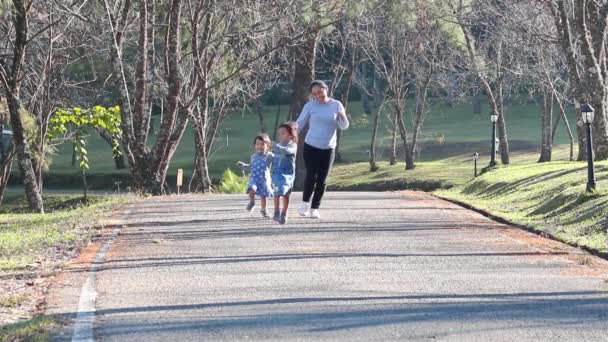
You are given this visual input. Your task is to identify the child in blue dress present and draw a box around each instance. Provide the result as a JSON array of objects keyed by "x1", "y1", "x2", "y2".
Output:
[
  {"x1": 238, "y1": 134, "x2": 274, "y2": 217},
  {"x1": 272, "y1": 123, "x2": 298, "y2": 224}
]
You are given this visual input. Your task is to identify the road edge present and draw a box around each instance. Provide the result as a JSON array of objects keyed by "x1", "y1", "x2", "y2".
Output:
[{"x1": 432, "y1": 193, "x2": 608, "y2": 261}]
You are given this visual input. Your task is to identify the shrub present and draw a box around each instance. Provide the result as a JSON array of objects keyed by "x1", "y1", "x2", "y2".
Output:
[{"x1": 219, "y1": 168, "x2": 248, "y2": 194}]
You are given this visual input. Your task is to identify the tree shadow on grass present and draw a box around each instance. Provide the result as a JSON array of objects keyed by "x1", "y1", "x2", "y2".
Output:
[{"x1": 462, "y1": 168, "x2": 585, "y2": 199}]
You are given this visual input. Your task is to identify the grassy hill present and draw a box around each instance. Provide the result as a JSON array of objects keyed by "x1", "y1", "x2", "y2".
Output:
[{"x1": 41, "y1": 99, "x2": 574, "y2": 188}]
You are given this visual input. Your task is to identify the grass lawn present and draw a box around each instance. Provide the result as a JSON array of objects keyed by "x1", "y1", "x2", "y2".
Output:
[
  {"x1": 329, "y1": 145, "x2": 576, "y2": 189},
  {"x1": 330, "y1": 145, "x2": 608, "y2": 256},
  {"x1": 0, "y1": 193, "x2": 131, "y2": 338},
  {"x1": 43, "y1": 99, "x2": 573, "y2": 185},
  {"x1": 328, "y1": 156, "x2": 473, "y2": 191},
  {"x1": 0, "y1": 316, "x2": 59, "y2": 342},
  {"x1": 0, "y1": 193, "x2": 130, "y2": 271},
  {"x1": 435, "y1": 159, "x2": 608, "y2": 256}
]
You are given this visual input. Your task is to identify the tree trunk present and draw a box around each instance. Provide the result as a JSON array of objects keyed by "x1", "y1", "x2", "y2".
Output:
[
  {"x1": 399, "y1": 114, "x2": 415, "y2": 170},
  {"x1": 334, "y1": 52, "x2": 356, "y2": 163},
  {"x1": 290, "y1": 33, "x2": 319, "y2": 190},
  {"x1": 193, "y1": 143, "x2": 212, "y2": 193},
  {"x1": 0, "y1": 0, "x2": 43, "y2": 212},
  {"x1": 7, "y1": 95, "x2": 44, "y2": 212},
  {"x1": 497, "y1": 108, "x2": 510, "y2": 165},
  {"x1": 445, "y1": 76, "x2": 453, "y2": 107},
  {"x1": 389, "y1": 109, "x2": 398, "y2": 165},
  {"x1": 369, "y1": 101, "x2": 384, "y2": 172},
  {"x1": 460, "y1": 23, "x2": 510, "y2": 165},
  {"x1": 472, "y1": 92, "x2": 482, "y2": 114},
  {"x1": 255, "y1": 97, "x2": 266, "y2": 133},
  {"x1": 103, "y1": 0, "x2": 187, "y2": 195},
  {"x1": 272, "y1": 103, "x2": 281, "y2": 140},
  {"x1": 0, "y1": 152, "x2": 14, "y2": 205},
  {"x1": 188, "y1": 155, "x2": 199, "y2": 193},
  {"x1": 357, "y1": 63, "x2": 373, "y2": 115},
  {"x1": 549, "y1": 2, "x2": 586, "y2": 161},
  {"x1": 573, "y1": 1, "x2": 608, "y2": 160},
  {"x1": 550, "y1": 1, "x2": 607, "y2": 161},
  {"x1": 192, "y1": 107, "x2": 213, "y2": 193},
  {"x1": 589, "y1": 96, "x2": 608, "y2": 160},
  {"x1": 99, "y1": 130, "x2": 126, "y2": 169},
  {"x1": 553, "y1": 94, "x2": 575, "y2": 161},
  {"x1": 496, "y1": 82, "x2": 510, "y2": 165},
  {"x1": 539, "y1": 89, "x2": 553, "y2": 162},
  {"x1": 82, "y1": 171, "x2": 88, "y2": 202},
  {"x1": 551, "y1": 106, "x2": 562, "y2": 143},
  {"x1": 113, "y1": 151, "x2": 126, "y2": 170},
  {"x1": 190, "y1": 89, "x2": 214, "y2": 193},
  {"x1": 71, "y1": 142, "x2": 77, "y2": 166},
  {"x1": 409, "y1": 72, "x2": 432, "y2": 167},
  {"x1": 393, "y1": 102, "x2": 413, "y2": 170}
]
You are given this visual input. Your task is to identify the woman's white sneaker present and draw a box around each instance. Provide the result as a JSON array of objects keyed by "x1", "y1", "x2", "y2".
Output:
[
  {"x1": 310, "y1": 209, "x2": 321, "y2": 219},
  {"x1": 298, "y1": 202, "x2": 310, "y2": 217}
]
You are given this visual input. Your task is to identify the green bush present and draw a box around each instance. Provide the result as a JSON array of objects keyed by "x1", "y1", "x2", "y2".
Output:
[{"x1": 219, "y1": 168, "x2": 248, "y2": 194}]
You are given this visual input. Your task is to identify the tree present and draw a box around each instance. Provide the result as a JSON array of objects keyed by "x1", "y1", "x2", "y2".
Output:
[
  {"x1": 472, "y1": 0, "x2": 576, "y2": 163},
  {"x1": 0, "y1": 98, "x2": 14, "y2": 204},
  {"x1": 546, "y1": 0, "x2": 608, "y2": 161},
  {"x1": 533, "y1": 41, "x2": 574, "y2": 163},
  {"x1": 18, "y1": 1, "x2": 100, "y2": 191},
  {"x1": 0, "y1": 0, "x2": 44, "y2": 212},
  {"x1": 49, "y1": 106, "x2": 122, "y2": 201},
  {"x1": 455, "y1": 0, "x2": 516, "y2": 166},
  {"x1": 322, "y1": 13, "x2": 359, "y2": 162},
  {"x1": 99, "y1": 0, "x2": 327, "y2": 194},
  {"x1": 99, "y1": 0, "x2": 191, "y2": 195},
  {"x1": 360, "y1": 2, "x2": 415, "y2": 170},
  {"x1": 185, "y1": 0, "x2": 300, "y2": 193},
  {"x1": 286, "y1": 0, "x2": 351, "y2": 187},
  {"x1": 353, "y1": 61, "x2": 390, "y2": 165},
  {"x1": 360, "y1": 0, "x2": 446, "y2": 170}
]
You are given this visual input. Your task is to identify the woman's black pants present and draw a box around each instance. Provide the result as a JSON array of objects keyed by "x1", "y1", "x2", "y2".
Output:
[{"x1": 302, "y1": 143, "x2": 335, "y2": 209}]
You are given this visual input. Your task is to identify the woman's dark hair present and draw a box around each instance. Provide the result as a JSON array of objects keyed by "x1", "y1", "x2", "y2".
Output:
[
  {"x1": 253, "y1": 133, "x2": 271, "y2": 147},
  {"x1": 278, "y1": 122, "x2": 298, "y2": 143},
  {"x1": 309, "y1": 80, "x2": 328, "y2": 92}
]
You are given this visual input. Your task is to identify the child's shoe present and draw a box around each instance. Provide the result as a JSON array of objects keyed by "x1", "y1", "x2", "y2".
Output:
[
  {"x1": 310, "y1": 209, "x2": 321, "y2": 219},
  {"x1": 261, "y1": 208, "x2": 270, "y2": 218},
  {"x1": 246, "y1": 201, "x2": 255, "y2": 212},
  {"x1": 273, "y1": 210, "x2": 281, "y2": 222},
  {"x1": 279, "y1": 211, "x2": 288, "y2": 225}
]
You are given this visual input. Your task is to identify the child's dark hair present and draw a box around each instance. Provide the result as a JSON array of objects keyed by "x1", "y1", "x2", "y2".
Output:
[
  {"x1": 253, "y1": 133, "x2": 271, "y2": 147},
  {"x1": 278, "y1": 122, "x2": 298, "y2": 143}
]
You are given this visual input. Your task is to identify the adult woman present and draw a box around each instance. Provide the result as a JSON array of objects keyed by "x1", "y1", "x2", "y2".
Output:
[{"x1": 295, "y1": 80, "x2": 349, "y2": 218}]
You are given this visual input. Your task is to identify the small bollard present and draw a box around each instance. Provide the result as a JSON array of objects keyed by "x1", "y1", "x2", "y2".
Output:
[
  {"x1": 114, "y1": 181, "x2": 122, "y2": 194},
  {"x1": 176, "y1": 168, "x2": 184, "y2": 195},
  {"x1": 473, "y1": 152, "x2": 479, "y2": 177}
]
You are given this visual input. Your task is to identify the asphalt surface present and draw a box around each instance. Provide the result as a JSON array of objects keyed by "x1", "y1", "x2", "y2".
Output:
[{"x1": 57, "y1": 192, "x2": 608, "y2": 341}]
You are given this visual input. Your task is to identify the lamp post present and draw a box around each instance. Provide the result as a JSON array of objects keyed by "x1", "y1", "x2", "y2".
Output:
[
  {"x1": 581, "y1": 103, "x2": 596, "y2": 192},
  {"x1": 490, "y1": 114, "x2": 499, "y2": 167},
  {"x1": 473, "y1": 152, "x2": 479, "y2": 177}
]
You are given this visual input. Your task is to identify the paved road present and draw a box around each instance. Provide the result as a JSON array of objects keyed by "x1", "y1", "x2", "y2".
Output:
[{"x1": 52, "y1": 192, "x2": 608, "y2": 341}]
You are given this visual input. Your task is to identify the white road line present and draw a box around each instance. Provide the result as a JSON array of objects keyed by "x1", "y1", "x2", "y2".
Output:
[{"x1": 71, "y1": 221, "x2": 125, "y2": 342}]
